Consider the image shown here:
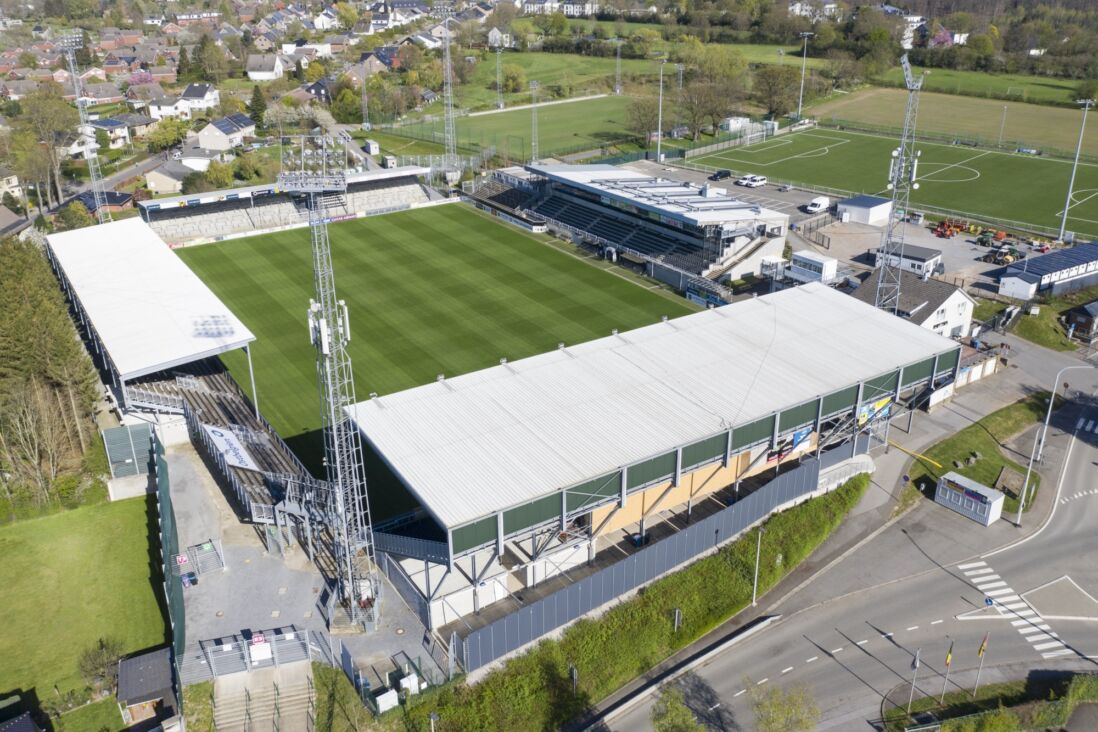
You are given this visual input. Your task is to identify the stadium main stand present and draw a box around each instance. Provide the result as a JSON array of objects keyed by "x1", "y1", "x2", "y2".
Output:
[{"x1": 140, "y1": 169, "x2": 435, "y2": 245}]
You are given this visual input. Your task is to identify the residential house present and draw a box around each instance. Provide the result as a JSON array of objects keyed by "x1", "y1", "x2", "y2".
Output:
[
  {"x1": 1, "y1": 80, "x2": 39, "y2": 100},
  {"x1": 144, "y1": 15, "x2": 167, "y2": 26},
  {"x1": 247, "y1": 53, "x2": 284, "y2": 80},
  {"x1": 180, "y1": 82, "x2": 221, "y2": 114},
  {"x1": 75, "y1": 190, "x2": 134, "y2": 215},
  {"x1": 421, "y1": 89, "x2": 438, "y2": 104},
  {"x1": 313, "y1": 6, "x2": 339, "y2": 31},
  {"x1": 145, "y1": 160, "x2": 192, "y2": 193},
  {"x1": 412, "y1": 32, "x2": 442, "y2": 49},
  {"x1": 487, "y1": 27, "x2": 513, "y2": 48},
  {"x1": 160, "y1": 22, "x2": 185, "y2": 35},
  {"x1": 176, "y1": 11, "x2": 222, "y2": 26},
  {"x1": 359, "y1": 48, "x2": 397, "y2": 71},
  {"x1": 1065, "y1": 300, "x2": 1098, "y2": 344},
  {"x1": 196, "y1": 113, "x2": 256, "y2": 150},
  {"x1": 127, "y1": 82, "x2": 167, "y2": 109},
  {"x1": 115, "y1": 112, "x2": 158, "y2": 138},
  {"x1": 304, "y1": 79, "x2": 333, "y2": 104},
  {"x1": 84, "y1": 117, "x2": 132, "y2": 149},
  {"x1": 148, "y1": 66, "x2": 178, "y2": 83},
  {"x1": 522, "y1": 0, "x2": 561, "y2": 14},
  {"x1": 252, "y1": 33, "x2": 276, "y2": 51},
  {"x1": 148, "y1": 96, "x2": 189, "y2": 120},
  {"x1": 324, "y1": 34, "x2": 355, "y2": 53},
  {"x1": 852, "y1": 269, "x2": 974, "y2": 338},
  {"x1": 0, "y1": 166, "x2": 24, "y2": 203},
  {"x1": 281, "y1": 39, "x2": 332, "y2": 58},
  {"x1": 560, "y1": 0, "x2": 598, "y2": 16},
  {"x1": 178, "y1": 144, "x2": 222, "y2": 171}
]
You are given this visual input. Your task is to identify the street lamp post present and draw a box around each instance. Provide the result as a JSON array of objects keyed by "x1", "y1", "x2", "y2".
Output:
[
  {"x1": 656, "y1": 59, "x2": 667, "y2": 162},
  {"x1": 797, "y1": 32, "x2": 815, "y2": 121},
  {"x1": 1058, "y1": 99, "x2": 1095, "y2": 243},
  {"x1": 751, "y1": 526, "x2": 765, "y2": 606},
  {"x1": 1016, "y1": 364, "x2": 1097, "y2": 526},
  {"x1": 997, "y1": 105, "x2": 1007, "y2": 145}
]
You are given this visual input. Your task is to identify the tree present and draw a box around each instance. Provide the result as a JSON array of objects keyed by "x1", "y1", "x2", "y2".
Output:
[
  {"x1": 334, "y1": 1, "x2": 358, "y2": 30},
  {"x1": 17, "y1": 84, "x2": 78, "y2": 207},
  {"x1": 79, "y1": 637, "x2": 125, "y2": 692},
  {"x1": 330, "y1": 88, "x2": 361, "y2": 123},
  {"x1": 294, "y1": 59, "x2": 305, "y2": 82},
  {"x1": 248, "y1": 85, "x2": 268, "y2": 128},
  {"x1": 146, "y1": 118, "x2": 187, "y2": 152},
  {"x1": 18, "y1": 51, "x2": 37, "y2": 69},
  {"x1": 194, "y1": 34, "x2": 229, "y2": 82},
  {"x1": 57, "y1": 201, "x2": 95, "y2": 231},
  {"x1": 651, "y1": 685, "x2": 704, "y2": 732},
  {"x1": 748, "y1": 682, "x2": 819, "y2": 732},
  {"x1": 1076, "y1": 79, "x2": 1098, "y2": 102},
  {"x1": 753, "y1": 65, "x2": 800, "y2": 118},
  {"x1": 2, "y1": 191, "x2": 24, "y2": 215},
  {"x1": 181, "y1": 171, "x2": 214, "y2": 194},
  {"x1": 546, "y1": 11, "x2": 568, "y2": 36},
  {"x1": 94, "y1": 128, "x2": 110, "y2": 153},
  {"x1": 502, "y1": 64, "x2": 526, "y2": 93},
  {"x1": 205, "y1": 160, "x2": 233, "y2": 189},
  {"x1": 626, "y1": 95, "x2": 662, "y2": 146},
  {"x1": 305, "y1": 63, "x2": 327, "y2": 83},
  {"x1": 680, "y1": 82, "x2": 712, "y2": 141}
]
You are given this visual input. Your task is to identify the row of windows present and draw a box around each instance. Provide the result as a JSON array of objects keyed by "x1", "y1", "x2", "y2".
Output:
[{"x1": 942, "y1": 487, "x2": 988, "y2": 516}]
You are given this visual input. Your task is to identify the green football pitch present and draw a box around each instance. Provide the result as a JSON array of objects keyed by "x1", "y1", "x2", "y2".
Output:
[
  {"x1": 177, "y1": 205, "x2": 694, "y2": 478},
  {"x1": 691, "y1": 128, "x2": 1098, "y2": 238}
]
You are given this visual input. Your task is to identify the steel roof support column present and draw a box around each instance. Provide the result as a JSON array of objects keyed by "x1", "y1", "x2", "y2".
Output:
[
  {"x1": 814, "y1": 397, "x2": 824, "y2": 458},
  {"x1": 245, "y1": 343, "x2": 259, "y2": 419},
  {"x1": 496, "y1": 511, "x2": 504, "y2": 558},
  {"x1": 852, "y1": 381, "x2": 865, "y2": 458}
]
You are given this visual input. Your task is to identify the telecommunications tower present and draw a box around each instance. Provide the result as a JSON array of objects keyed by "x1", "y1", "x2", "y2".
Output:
[
  {"x1": 874, "y1": 55, "x2": 924, "y2": 314},
  {"x1": 614, "y1": 39, "x2": 622, "y2": 95},
  {"x1": 440, "y1": 6, "x2": 458, "y2": 180},
  {"x1": 495, "y1": 48, "x2": 504, "y2": 110},
  {"x1": 62, "y1": 34, "x2": 111, "y2": 225},
  {"x1": 530, "y1": 80, "x2": 539, "y2": 163},
  {"x1": 279, "y1": 137, "x2": 378, "y2": 627}
]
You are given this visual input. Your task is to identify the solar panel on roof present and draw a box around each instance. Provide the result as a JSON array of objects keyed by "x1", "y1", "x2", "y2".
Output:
[
  {"x1": 1006, "y1": 242, "x2": 1098, "y2": 277},
  {"x1": 212, "y1": 118, "x2": 237, "y2": 134}
]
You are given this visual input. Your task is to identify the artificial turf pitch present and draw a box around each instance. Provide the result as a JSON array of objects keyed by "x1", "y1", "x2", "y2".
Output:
[
  {"x1": 691, "y1": 128, "x2": 1098, "y2": 237},
  {"x1": 178, "y1": 205, "x2": 695, "y2": 480}
]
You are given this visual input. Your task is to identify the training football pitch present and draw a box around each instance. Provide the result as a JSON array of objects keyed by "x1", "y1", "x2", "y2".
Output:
[
  {"x1": 178, "y1": 205, "x2": 694, "y2": 474},
  {"x1": 691, "y1": 128, "x2": 1098, "y2": 237}
]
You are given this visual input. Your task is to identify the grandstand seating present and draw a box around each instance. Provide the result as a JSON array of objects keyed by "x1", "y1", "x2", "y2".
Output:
[
  {"x1": 146, "y1": 176, "x2": 433, "y2": 244},
  {"x1": 470, "y1": 178, "x2": 537, "y2": 212}
]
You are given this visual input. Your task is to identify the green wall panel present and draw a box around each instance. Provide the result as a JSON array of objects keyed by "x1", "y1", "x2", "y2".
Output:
[
  {"x1": 627, "y1": 451, "x2": 677, "y2": 490},
  {"x1": 566, "y1": 472, "x2": 620, "y2": 512},
  {"x1": 821, "y1": 385, "x2": 858, "y2": 417},
  {"x1": 901, "y1": 357, "x2": 935, "y2": 387},
  {"x1": 503, "y1": 494, "x2": 560, "y2": 534},
  {"x1": 452, "y1": 516, "x2": 496, "y2": 554},
  {"x1": 731, "y1": 415, "x2": 775, "y2": 450},
  {"x1": 863, "y1": 370, "x2": 899, "y2": 401},
  {"x1": 682, "y1": 434, "x2": 727, "y2": 469},
  {"x1": 937, "y1": 348, "x2": 959, "y2": 373},
  {"x1": 779, "y1": 399, "x2": 819, "y2": 432}
]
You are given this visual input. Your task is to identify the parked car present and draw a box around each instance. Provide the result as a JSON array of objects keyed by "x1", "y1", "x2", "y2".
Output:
[
  {"x1": 708, "y1": 169, "x2": 732, "y2": 181},
  {"x1": 804, "y1": 196, "x2": 830, "y2": 214},
  {"x1": 733, "y1": 173, "x2": 758, "y2": 186},
  {"x1": 742, "y1": 175, "x2": 767, "y2": 188}
]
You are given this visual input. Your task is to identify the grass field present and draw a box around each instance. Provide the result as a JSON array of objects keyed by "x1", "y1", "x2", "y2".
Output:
[
  {"x1": 690, "y1": 127, "x2": 1098, "y2": 236},
  {"x1": 392, "y1": 94, "x2": 635, "y2": 159},
  {"x1": 811, "y1": 88, "x2": 1098, "y2": 158},
  {"x1": 177, "y1": 205, "x2": 695, "y2": 501},
  {"x1": 876, "y1": 66, "x2": 1080, "y2": 106},
  {"x1": 0, "y1": 499, "x2": 166, "y2": 698}
]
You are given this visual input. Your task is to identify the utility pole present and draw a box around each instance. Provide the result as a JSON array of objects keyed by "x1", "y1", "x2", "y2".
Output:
[
  {"x1": 796, "y1": 31, "x2": 814, "y2": 122},
  {"x1": 495, "y1": 47, "x2": 503, "y2": 110},
  {"x1": 529, "y1": 80, "x2": 539, "y2": 163},
  {"x1": 751, "y1": 526, "x2": 765, "y2": 606},
  {"x1": 906, "y1": 648, "x2": 921, "y2": 715},
  {"x1": 360, "y1": 80, "x2": 370, "y2": 131},
  {"x1": 656, "y1": 58, "x2": 666, "y2": 162},
  {"x1": 997, "y1": 104, "x2": 1007, "y2": 145},
  {"x1": 1058, "y1": 98, "x2": 1094, "y2": 243},
  {"x1": 875, "y1": 55, "x2": 924, "y2": 314},
  {"x1": 614, "y1": 39, "x2": 622, "y2": 95}
]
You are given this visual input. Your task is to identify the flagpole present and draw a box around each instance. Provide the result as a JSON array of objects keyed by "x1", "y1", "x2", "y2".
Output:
[
  {"x1": 940, "y1": 641, "x2": 954, "y2": 704},
  {"x1": 974, "y1": 633, "x2": 989, "y2": 698},
  {"x1": 907, "y1": 648, "x2": 921, "y2": 715}
]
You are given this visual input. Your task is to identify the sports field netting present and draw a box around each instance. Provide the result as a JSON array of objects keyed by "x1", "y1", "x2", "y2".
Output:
[
  {"x1": 177, "y1": 205, "x2": 695, "y2": 478},
  {"x1": 690, "y1": 128, "x2": 1098, "y2": 238}
]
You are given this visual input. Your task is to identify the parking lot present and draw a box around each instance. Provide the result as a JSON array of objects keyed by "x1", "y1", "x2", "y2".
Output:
[{"x1": 623, "y1": 160, "x2": 820, "y2": 225}]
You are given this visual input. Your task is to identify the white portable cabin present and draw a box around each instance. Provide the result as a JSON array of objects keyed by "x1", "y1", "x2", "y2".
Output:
[
  {"x1": 934, "y1": 472, "x2": 1004, "y2": 527},
  {"x1": 363, "y1": 138, "x2": 380, "y2": 155},
  {"x1": 788, "y1": 250, "x2": 838, "y2": 285}
]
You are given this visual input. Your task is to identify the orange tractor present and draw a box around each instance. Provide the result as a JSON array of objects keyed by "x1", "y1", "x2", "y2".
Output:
[{"x1": 933, "y1": 218, "x2": 968, "y2": 238}]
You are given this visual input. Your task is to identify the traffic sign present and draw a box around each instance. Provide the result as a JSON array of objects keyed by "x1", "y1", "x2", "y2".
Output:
[{"x1": 985, "y1": 597, "x2": 994, "y2": 607}]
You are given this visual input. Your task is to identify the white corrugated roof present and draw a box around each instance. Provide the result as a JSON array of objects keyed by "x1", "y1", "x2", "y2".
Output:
[
  {"x1": 47, "y1": 217, "x2": 255, "y2": 381},
  {"x1": 350, "y1": 283, "x2": 957, "y2": 530}
]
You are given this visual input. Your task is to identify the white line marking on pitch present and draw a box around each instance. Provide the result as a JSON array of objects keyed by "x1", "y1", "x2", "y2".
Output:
[
  {"x1": 782, "y1": 667, "x2": 794, "y2": 674},
  {"x1": 805, "y1": 656, "x2": 818, "y2": 664},
  {"x1": 931, "y1": 620, "x2": 943, "y2": 625}
]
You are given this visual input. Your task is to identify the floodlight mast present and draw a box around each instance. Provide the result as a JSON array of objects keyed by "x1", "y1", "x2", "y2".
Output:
[
  {"x1": 874, "y1": 54, "x2": 924, "y2": 314},
  {"x1": 440, "y1": 5, "x2": 458, "y2": 177},
  {"x1": 62, "y1": 34, "x2": 111, "y2": 225},
  {"x1": 279, "y1": 136, "x2": 377, "y2": 628}
]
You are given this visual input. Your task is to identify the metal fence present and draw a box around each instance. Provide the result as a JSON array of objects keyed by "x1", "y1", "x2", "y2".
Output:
[
  {"x1": 155, "y1": 437, "x2": 186, "y2": 658},
  {"x1": 381, "y1": 553, "x2": 432, "y2": 630},
  {"x1": 456, "y1": 450, "x2": 856, "y2": 672}
]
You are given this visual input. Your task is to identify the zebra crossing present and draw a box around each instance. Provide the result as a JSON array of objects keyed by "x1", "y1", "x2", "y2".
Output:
[
  {"x1": 1075, "y1": 417, "x2": 1098, "y2": 433},
  {"x1": 957, "y1": 560, "x2": 1074, "y2": 660}
]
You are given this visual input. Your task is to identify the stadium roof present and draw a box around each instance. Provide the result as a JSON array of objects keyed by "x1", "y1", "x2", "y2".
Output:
[
  {"x1": 527, "y1": 163, "x2": 787, "y2": 228},
  {"x1": 46, "y1": 218, "x2": 255, "y2": 381},
  {"x1": 350, "y1": 283, "x2": 958, "y2": 530},
  {"x1": 1005, "y1": 242, "x2": 1098, "y2": 278}
]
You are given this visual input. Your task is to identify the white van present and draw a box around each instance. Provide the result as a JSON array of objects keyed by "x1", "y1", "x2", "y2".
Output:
[{"x1": 805, "y1": 196, "x2": 830, "y2": 214}]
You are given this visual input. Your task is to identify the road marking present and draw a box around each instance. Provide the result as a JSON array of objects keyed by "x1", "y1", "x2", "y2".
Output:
[
  {"x1": 1043, "y1": 650, "x2": 1075, "y2": 659},
  {"x1": 1014, "y1": 609, "x2": 1037, "y2": 617},
  {"x1": 930, "y1": 620, "x2": 943, "y2": 625},
  {"x1": 965, "y1": 567, "x2": 994, "y2": 576},
  {"x1": 1012, "y1": 619, "x2": 1032, "y2": 626},
  {"x1": 830, "y1": 647, "x2": 843, "y2": 654},
  {"x1": 882, "y1": 632, "x2": 894, "y2": 638},
  {"x1": 987, "y1": 588, "x2": 1015, "y2": 597},
  {"x1": 1077, "y1": 417, "x2": 1086, "y2": 430},
  {"x1": 1087, "y1": 420, "x2": 1094, "y2": 432},
  {"x1": 1034, "y1": 641, "x2": 1064, "y2": 651},
  {"x1": 906, "y1": 626, "x2": 919, "y2": 631},
  {"x1": 734, "y1": 689, "x2": 746, "y2": 698},
  {"x1": 757, "y1": 678, "x2": 769, "y2": 685},
  {"x1": 958, "y1": 561, "x2": 987, "y2": 570},
  {"x1": 979, "y1": 581, "x2": 1008, "y2": 590},
  {"x1": 1027, "y1": 633, "x2": 1055, "y2": 643},
  {"x1": 998, "y1": 597, "x2": 1023, "y2": 606},
  {"x1": 805, "y1": 656, "x2": 818, "y2": 664},
  {"x1": 1018, "y1": 626, "x2": 1044, "y2": 635},
  {"x1": 782, "y1": 666, "x2": 794, "y2": 674},
  {"x1": 708, "y1": 703, "x2": 721, "y2": 711},
  {"x1": 972, "y1": 574, "x2": 1002, "y2": 584},
  {"x1": 856, "y1": 639, "x2": 869, "y2": 645},
  {"x1": 1037, "y1": 624, "x2": 1052, "y2": 631}
]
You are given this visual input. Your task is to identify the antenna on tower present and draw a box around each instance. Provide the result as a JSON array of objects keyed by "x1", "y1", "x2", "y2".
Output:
[
  {"x1": 530, "y1": 80, "x2": 539, "y2": 163},
  {"x1": 62, "y1": 33, "x2": 110, "y2": 225},
  {"x1": 495, "y1": 47, "x2": 504, "y2": 110},
  {"x1": 279, "y1": 136, "x2": 379, "y2": 630},
  {"x1": 440, "y1": 5, "x2": 458, "y2": 183},
  {"x1": 874, "y1": 54, "x2": 924, "y2": 314}
]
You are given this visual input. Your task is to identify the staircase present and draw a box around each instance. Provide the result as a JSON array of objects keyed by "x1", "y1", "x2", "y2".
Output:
[{"x1": 213, "y1": 663, "x2": 315, "y2": 732}]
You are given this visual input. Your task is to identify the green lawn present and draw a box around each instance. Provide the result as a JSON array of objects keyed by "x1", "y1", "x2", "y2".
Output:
[
  {"x1": 177, "y1": 205, "x2": 695, "y2": 505},
  {"x1": 0, "y1": 499, "x2": 167, "y2": 699},
  {"x1": 811, "y1": 88, "x2": 1098, "y2": 159},
  {"x1": 690, "y1": 128, "x2": 1098, "y2": 236},
  {"x1": 906, "y1": 393, "x2": 1053, "y2": 515},
  {"x1": 54, "y1": 698, "x2": 126, "y2": 732},
  {"x1": 972, "y1": 297, "x2": 1008, "y2": 323},
  {"x1": 390, "y1": 94, "x2": 636, "y2": 159},
  {"x1": 875, "y1": 66, "x2": 1081, "y2": 106},
  {"x1": 1009, "y1": 282, "x2": 1098, "y2": 351}
]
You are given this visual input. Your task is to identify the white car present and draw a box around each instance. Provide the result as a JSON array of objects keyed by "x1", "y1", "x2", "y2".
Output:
[
  {"x1": 734, "y1": 174, "x2": 758, "y2": 186},
  {"x1": 742, "y1": 175, "x2": 768, "y2": 188}
]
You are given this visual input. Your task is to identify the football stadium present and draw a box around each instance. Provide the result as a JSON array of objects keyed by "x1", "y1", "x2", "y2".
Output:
[{"x1": 45, "y1": 157, "x2": 963, "y2": 682}]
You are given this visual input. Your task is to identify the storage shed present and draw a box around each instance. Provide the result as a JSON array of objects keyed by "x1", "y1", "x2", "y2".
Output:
[
  {"x1": 934, "y1": 472, "x2": 1004, "y2": 527},
  {"x1": 837, "y1": 194, "x2": 893, "y2": 227}
]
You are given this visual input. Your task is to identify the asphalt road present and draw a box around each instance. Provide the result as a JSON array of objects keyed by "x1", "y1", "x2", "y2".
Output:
[{"x1": 607, "y1": 393, "x2": 1098, "y2": 731}]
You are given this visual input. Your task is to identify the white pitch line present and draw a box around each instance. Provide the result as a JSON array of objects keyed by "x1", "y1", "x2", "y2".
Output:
[
  {"x1": 958, "y1": 561, "x2": 987, "y2": 570},
  {"x1": 916, "y1": 150, "x2": 992, "y2": 183},
  {"x1": 805, "y1": 656, "x2": 818, "y2": 664},
  {"x1": 931, "y1": 620, "x2": 943, "y2": 625},
  {"x1": 782, "y1": 667, "x2": 794, "y2": 674}
]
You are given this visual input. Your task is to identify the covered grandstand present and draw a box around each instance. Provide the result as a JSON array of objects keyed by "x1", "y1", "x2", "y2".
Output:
[
  {"x1": 470, "y1": 163, "x2": 788, "y2": 283},
  {"x1": 139, "y1": 165, "x2": 434, "y2": 245},
  {"x1": 349, "y1": 283, "x2": 961, "y2": 664}
]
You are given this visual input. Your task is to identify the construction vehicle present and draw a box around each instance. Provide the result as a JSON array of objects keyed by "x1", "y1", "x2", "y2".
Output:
[
  {"x1": 975, "y1": 229, "x2": 1008, "y2": 246},
  {"x1": 933, "y1": 218, "x2": 968, "y2": 238},
  {"x1": 982, "y1": 246, "x2": 1026, "y2": 265}
]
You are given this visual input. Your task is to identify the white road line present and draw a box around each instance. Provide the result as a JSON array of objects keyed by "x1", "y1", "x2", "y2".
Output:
[
  {"x1": 782, "y1": 667, "x2": 794, "y2": 674},
  {"x1": 1034, "y1": 641, "x2": 1065, "y2": 651},
  {"x1": 882, "y1": 632, "x2": 894, "y2": 638},
  {"x1": 1043, "y1": 650, "x2": 1075, "y2": 659},
  {"x1": 1014, "y1": 609, "x2": 1038, "y2": 617},
  {"x1": 930, "y1": 620, "x2": 943, "y2": 625},
  {"x1": 1037, "y1": 624, "x2": 1052, "y2": 631},
  {"x1": 708, "y1": 703, "x2": 721, "y2": 711},
  {"x1": 856, "y1": 639, "x2": 869, "y2": 645},
  {"x1": 1077, "y1": 417, "x2": 1086, "y2": 430},
  {"x1": 987, "y1": 588, "x2": 1015, "y2": 597},
  {"x1": 757, "y1": 678, "x2": 769, "y2": 685},
  {"x1": 958, "y1": 561, "x2": 987, "y2": 570},
  {"x1": 734, "y1": 689, "x2": 746, "y2": 698},
  {"x1": 1018, "y1": 626, "x2": 1044, "y2": 635},
  {"x1": 830, "y1": 648, "x2": 843, "y2": 654},
  {"x1": 997, "y1": 597, "x2": 1023, "y2": 606},
  {"x1": 1012, "y1": 619, "x2": 1032, "y2": 626},
  {"x1": 979, "y1": 581, "x2": 1008, "y2": 590},
  {"x1": 805, "y1": 656, "x2": 818, "y2": 664},
  {"x1": 1027, "y1": 633, "x2": 1055, "y2": 643},
  {"x1": 906, "y1": 626, "x2": 919, "y2": 631},
  {"x1": 1087, "y1": 420, "x2": 1095, "y2": 432},
  {"x1": 965, "y1": 568, "x2": 994, "y2": 576},
  {"x1": 972, "y1": 574, "x2": 1002, "y2": 584}
]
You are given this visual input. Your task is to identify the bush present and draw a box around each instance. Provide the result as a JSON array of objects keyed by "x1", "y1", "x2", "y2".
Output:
[{"x1": 78, "y1": 637, "x2": 124, "y2": 692}]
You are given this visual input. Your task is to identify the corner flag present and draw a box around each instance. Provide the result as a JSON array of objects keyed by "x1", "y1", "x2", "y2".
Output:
[
  {"x1": 978, "y1": 633, "x2": 988, "y2": 658},
  {"x1": 945, "y1": 641, "x2": 954, "y2": 667}
]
